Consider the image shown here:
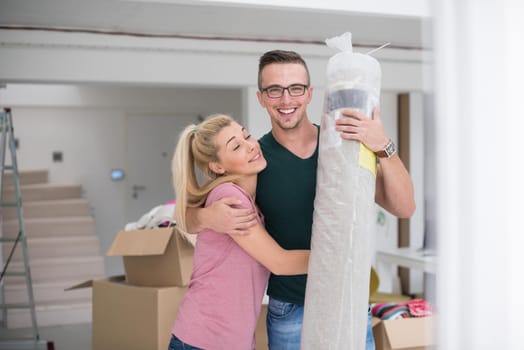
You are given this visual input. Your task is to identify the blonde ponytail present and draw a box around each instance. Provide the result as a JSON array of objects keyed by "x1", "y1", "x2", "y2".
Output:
[
  {"x1": 172, "y1": 124, "x2": 196, "y2": 232},
  {"x1": 172, "y1": 114, "x2": 240, "y2": 232}
]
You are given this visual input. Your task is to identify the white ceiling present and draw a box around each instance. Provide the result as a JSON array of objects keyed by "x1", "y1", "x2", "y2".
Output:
[{"x1": 0, "y1": 0, "x2": 430, "y2": 50}]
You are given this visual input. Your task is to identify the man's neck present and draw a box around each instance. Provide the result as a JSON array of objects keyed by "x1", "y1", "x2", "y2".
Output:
[{"x1": 271, "y1": 120, "x2": 318, "y2": 159}]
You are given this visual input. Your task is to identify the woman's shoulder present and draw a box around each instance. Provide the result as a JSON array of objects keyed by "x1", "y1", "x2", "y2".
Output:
[
  {"x1": 209, "y1": 182, "x2": 244, "y2": 196},
  {"x1": 206, "y1": 182, "x2": 252, "y2": 209}
]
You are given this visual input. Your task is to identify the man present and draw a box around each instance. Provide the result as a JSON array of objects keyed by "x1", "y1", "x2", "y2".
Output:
[{"x1": 187, "y1": 50, "x2": 415, "y2": 349}]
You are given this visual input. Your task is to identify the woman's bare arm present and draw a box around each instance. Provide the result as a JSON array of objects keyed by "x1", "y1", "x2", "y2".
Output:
[{"x1": 231, "y1": 223, "x2": 309, "y2": 275}]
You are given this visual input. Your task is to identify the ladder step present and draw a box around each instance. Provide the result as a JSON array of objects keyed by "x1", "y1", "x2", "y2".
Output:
[
  {"x1": 1, "y1": 164, "x2": 14, "y2": 170},
  {"x1": 0, "y1": 303, "x2": 34, "y2": 309}
]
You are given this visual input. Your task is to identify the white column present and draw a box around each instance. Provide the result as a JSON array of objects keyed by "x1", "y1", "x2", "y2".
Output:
[{"x1": 434, "y1": 1, "x2": 524, "y2": 349}]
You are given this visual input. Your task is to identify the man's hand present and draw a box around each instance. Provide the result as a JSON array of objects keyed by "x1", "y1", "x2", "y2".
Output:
[
  {"x1": 197, "y1": 197, "x2": 258, "y2": 235},
  {"x1": 334, "y1": 107, "x2": 389, "y2": 152},
  {"x1": 333, "y1": 108, "x2": 416, "y2": 218}
]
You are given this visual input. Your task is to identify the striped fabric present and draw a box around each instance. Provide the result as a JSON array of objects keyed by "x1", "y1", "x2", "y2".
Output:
[{"x1": 371, "y1": 299, "x2": 433, "y2": 320}]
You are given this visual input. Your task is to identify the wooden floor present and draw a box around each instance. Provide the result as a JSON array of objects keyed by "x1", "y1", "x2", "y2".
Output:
[{"x1": 0, "y1": 322, "x2": 91, "y2": 350}]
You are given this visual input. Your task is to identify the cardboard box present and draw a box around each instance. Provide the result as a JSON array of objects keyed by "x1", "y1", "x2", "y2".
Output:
[
  {"x1": 89, "y1": 277, "x2": 186, "y2": 350},
  {"x1": 256, "y1": 304, "x2": 268, "y2": 350},
  {"x1": 373, "y1": 316, "x2": 435, "y2": 350},
  {"x1": 107, "y1": 227, "x2": 194, "y2": 287},
  {"x1": 72, "y1": 278, "x2": 267, "y2": 350}
]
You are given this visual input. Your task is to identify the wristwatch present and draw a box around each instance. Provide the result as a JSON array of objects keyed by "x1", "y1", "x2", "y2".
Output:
[{"x1": 375, "y1": 139, "x2": 396, "y2": 158}]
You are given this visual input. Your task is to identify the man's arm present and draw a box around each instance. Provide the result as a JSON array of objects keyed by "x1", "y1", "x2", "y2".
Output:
[
  {"x1": 185, "y1": 197, "x2": 259, "y2": 235},
  {"x1": 374, "y1": 155, "x2": 415, "y2": 218},
  {"x1": 335, "y1": 107, "x2": 416, "y2": 218}
]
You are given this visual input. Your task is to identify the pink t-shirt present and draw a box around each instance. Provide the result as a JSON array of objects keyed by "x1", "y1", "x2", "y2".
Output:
[{"x1": 172, "y1": 182, "x2": 270, "y2": 350}]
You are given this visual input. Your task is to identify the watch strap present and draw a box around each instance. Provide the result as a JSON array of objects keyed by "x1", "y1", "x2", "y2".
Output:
[{"x1": 375, "y1": 139, "x2": 396, "y2": 158}]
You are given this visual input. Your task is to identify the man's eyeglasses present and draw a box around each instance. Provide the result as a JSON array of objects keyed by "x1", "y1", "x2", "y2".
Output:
[{"x1": 261, "y1": 84, "x2": 309, "y2": 98}]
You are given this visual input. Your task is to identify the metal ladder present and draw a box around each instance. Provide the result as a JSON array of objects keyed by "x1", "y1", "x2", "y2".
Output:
[{"x1": 0, "y1": 108, "x2": 51, "y2": 349}]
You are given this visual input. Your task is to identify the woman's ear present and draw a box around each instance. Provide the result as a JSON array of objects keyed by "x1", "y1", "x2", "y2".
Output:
[{"x1": 208, "y1": 161, "x2": 225, "y2": 175}]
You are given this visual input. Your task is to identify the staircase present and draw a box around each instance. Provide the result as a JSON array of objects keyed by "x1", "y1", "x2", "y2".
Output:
[{"x1": 1, "y1": 169, "x2": 105, "y2": 328}]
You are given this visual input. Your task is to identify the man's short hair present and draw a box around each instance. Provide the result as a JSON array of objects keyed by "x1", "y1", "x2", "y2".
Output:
[{"x1": 258, "y1": 50, "x2": 311, "y2": 90}]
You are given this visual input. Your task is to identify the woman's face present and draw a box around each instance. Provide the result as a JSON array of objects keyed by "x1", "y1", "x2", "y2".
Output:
[{"x1": 211, "y1": 122, "x2": 267, "y2": 176}]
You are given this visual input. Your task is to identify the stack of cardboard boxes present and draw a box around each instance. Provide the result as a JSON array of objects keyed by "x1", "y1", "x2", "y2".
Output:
[{"x1": 69, "y1": 226, "x2": 268, "y2": 350}]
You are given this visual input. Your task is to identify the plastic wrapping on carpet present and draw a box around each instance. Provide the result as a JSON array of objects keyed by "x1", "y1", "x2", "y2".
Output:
[{"x1": 301, "y1": 32, "x2": 381, "y2": 350}]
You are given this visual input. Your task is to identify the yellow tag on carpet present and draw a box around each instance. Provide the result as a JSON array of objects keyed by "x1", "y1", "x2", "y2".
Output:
[{"x1": 359, "y1": 143, "x2": 377, "y2": 177}]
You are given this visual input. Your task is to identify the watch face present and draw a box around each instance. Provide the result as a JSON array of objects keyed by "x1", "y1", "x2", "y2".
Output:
[
  {"x1": 385, "y1": 141, "x2": 396, "y2": 157},
  {"x1": 375, "y1": 139, "x2": 396, "y2": 158}
]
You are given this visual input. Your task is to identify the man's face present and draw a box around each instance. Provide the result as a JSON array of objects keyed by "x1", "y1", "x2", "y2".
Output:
[{"x1": 256, "y1": 63, "x2": 313, "y2": 131}]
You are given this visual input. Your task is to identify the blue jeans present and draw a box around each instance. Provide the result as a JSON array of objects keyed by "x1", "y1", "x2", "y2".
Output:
[
  {"x1": 266, "y1": 297, "x2": 376, "y2": 350},
  {"x1": 168, "y1": 335, "x2": 203, "y2": 350}
]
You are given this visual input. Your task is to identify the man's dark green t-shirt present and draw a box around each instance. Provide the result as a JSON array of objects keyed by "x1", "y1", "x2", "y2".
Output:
[{"x1": 255, "y1": 127, "x2": 319, "y2": 306}]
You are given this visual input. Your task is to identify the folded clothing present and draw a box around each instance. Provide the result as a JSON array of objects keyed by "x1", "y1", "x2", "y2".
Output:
[
  {"x1": 371, "y1": 298, "x2": 432, "y2": 320},
  {"x1": 124, "y1": 203, "x2": 175, "y2": 231},
  {"x1": 408, "y1": 298, "x2": 433, "y2": 317}
]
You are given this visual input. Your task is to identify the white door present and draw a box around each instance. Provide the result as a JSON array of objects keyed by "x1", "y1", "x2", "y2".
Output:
[{"x1": 125, "y1": 113, "x2": 199, "y2": 225}]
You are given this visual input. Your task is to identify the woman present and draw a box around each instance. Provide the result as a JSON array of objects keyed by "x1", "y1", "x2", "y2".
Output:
[{"x1": 169, "y1": 114, "x2": 310, "y2": 350}]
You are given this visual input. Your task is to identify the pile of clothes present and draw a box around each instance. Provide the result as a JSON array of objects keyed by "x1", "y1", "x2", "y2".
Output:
[
  {"x1": 124, "y1": 201, "x2": 196, "y2": 247},
  {"x1": 371, "y1": 299, "x2": 433, "y2": 320},
  {"x1": 125, "y1": 201, "x2": 176, "y2": 231}
]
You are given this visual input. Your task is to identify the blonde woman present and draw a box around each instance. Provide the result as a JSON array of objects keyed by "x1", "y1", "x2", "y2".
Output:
[{"x1": 169, "y1": 114, "x2": 309, "y2": 350}]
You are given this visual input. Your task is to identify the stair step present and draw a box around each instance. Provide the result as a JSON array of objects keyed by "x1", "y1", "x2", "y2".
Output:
[
  {"x1": 3, "y1": 279, "x2": 95, "y2": 305},
  {"x1": 2, "y1": 216, "x2": 96, "y2": 238},
  {"x1": 1, "y1": 198, "x2": 91, "y2": 219},
  {"x1": 3, "y1": 236, "x2": 101, "y2": 262},
  {"x1": 6, "y1": 300, "x2": 92, "y2": 329},
  {"x1": 3, "y1": 256, "x2": 105, "y2": 286},
  {"x1": 1, "y1": 169, "x2": 49, "y2": 186},
  {"x1": 2, "y1": 183, "x2": 82, "y2": 202},
  {"x1": 0, "y1": 170, "x2": 104, "y2": 330}
]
